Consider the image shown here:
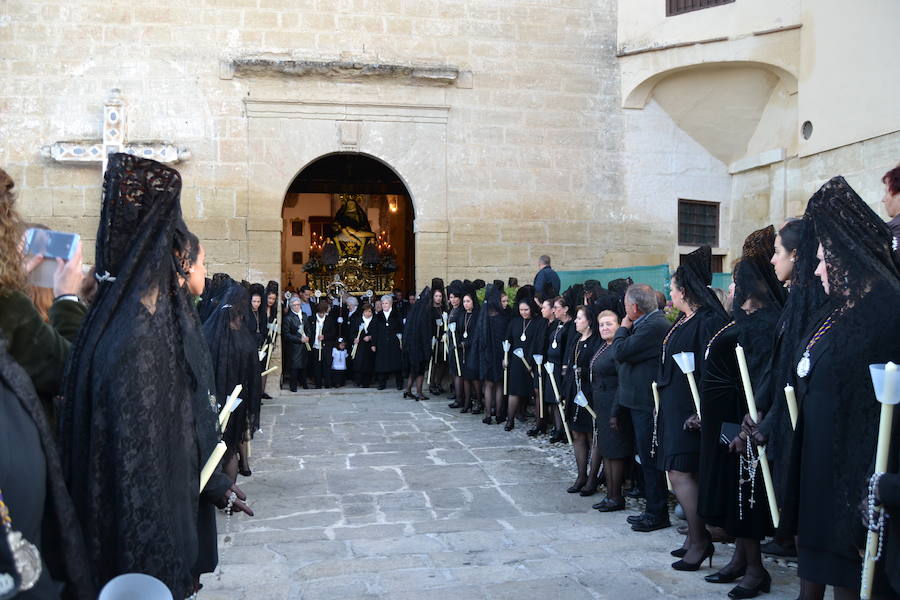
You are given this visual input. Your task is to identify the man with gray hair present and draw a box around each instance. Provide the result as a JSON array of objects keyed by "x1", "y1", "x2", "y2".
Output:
[
  {"x1": 372, "y1": 294, "x2": 404, "y2": 390},
  {"x1": 533, "y1": 255, "x2": 560, "y2": 302},
  {"x1": 612, "y1": 283, "x2": 673, "y2": 532}
]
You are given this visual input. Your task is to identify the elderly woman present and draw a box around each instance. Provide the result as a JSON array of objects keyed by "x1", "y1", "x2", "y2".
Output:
[
  {"x1": 373, "y1": 294, "x2": 404, "y2": 390},
  {"x1": 589, "y1": 309, "x2": 634, "y2": 510},
  {"x1": 283, "y1": 295, "x2": 311, "y2": 391}
]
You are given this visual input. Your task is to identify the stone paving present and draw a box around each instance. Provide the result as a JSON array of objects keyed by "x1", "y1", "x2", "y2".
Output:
[{"x1": 201, "y1": 387, "x2": 801, "y2": 600}]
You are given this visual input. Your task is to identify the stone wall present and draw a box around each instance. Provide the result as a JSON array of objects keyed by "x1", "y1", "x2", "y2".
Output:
[
  {"x1": 728, "y1": 130, "x2": 900, "y2": 259},
  {"x1": 1, "y1": 0, "x2": 678, "y2": 288}
]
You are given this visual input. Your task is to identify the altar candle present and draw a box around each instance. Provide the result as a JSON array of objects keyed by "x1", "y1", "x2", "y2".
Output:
[
  {"x1": 200, "y1": 441, "x2": 227, "y2": 492},
  {"x1": 784, "y1": 385, "x2": 799, "y2": 430},
  {"x1": 862, "y1": 362, "x2": 898, "y2": 599}
]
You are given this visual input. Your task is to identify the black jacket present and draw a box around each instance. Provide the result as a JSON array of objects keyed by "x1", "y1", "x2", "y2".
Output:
[{"x1": 611, "y1": 309, "x2": 671, "y2": 411}]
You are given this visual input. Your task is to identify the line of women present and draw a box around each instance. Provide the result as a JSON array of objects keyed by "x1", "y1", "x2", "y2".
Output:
[{"x1": 426, "y1": 176, "x2": 900, "y2": 600}]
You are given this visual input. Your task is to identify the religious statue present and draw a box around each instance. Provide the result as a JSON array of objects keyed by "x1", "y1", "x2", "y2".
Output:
[
  {"x1": 328, "y1": 194, "x2": 376, "y2": 260},
  {"x1": 305, "y1": 193, "x2": 393, "y2": 296}
]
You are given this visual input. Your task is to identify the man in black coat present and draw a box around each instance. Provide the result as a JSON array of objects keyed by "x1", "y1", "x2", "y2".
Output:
[
  {"x1": 372, "y1": 294, "x2": 404, "y2": 390},
  {"x1": 283, "y1": 296, "x2": 310, "y2": 391},
  {"x1": 611, "y1": 283, "x2": 673, "y2": 532},
  {"x1": 309, "y1": 300, "x2": 339, "y2": 388}
]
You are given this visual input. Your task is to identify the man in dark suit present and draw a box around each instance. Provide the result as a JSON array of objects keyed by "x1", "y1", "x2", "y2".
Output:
[{"x1": 611, "y1": 283, "x2": 673, "y2": 532}]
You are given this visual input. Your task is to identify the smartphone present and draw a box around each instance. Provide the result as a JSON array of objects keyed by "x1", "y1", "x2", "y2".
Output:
[
  {"x1": 24, "y1": 228, "x2": 80, "y2": 261},
  {"x1": 24, "y1": 228, "x2": 80, "y2": 288}
]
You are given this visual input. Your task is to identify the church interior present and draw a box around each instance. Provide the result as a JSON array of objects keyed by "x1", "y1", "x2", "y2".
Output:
[{"x1": 281, "y1": 153, "x2": 415, "y2": 295}]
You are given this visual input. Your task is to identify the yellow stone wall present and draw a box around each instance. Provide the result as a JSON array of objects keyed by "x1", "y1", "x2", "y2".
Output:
[{"x1": 0, "y1": 0, "x2": 649, "y2": 288}]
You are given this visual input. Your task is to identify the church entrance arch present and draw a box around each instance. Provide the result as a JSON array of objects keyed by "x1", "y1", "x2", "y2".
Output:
[{"x1": 281, "y1": 153, "x2": 415, "y2": 297}]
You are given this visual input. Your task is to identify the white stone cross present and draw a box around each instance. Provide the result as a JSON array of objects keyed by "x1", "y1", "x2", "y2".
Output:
[{"x1": 40, "y1": 88, "x2": 190, "y2": 173}]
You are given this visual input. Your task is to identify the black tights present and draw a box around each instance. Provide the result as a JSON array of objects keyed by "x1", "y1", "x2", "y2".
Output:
[
  {"x1": 571, "y1": 431, "x2": 591, "y2": 487},
  {"x1": 483, "y1": 381, "x2": 503, "y2": 419},
  {"x1": 718, "y1": 538, "x2": 767, "y2": 589},
  {"x1": 405, "y1": 373, "x2": 424, "y2": 396},
  {"x1": 461, "y1": 378, "x2": 481, "y2": 410},
  {"x1": 668, "y1": 470, "x2": 708, "y2": 564}
]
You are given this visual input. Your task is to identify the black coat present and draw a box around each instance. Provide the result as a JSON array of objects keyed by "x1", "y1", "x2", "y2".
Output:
[
  {"x1": 351, "y1": 316, "x2": 377, "y2": 374},
  {"x1": 610, "y1": 309, "x2": 671, "y2": 412},
  {"x1": 282, "y1": 310, "x2": 310, "y2": 370},
  {"x1": 0, "y1": 339, "x2": 95, "y2": 599},
  {"x1": 504, "y1": 317, "x2": 541, "y2": 397},
  {"x1": 309, "y1": 313, "x2": 339, "y2": 359},
  {"x1": 373, "y1": 310, "x2": 404, "y2": 373},
  {"x1": 655, "y1": 307, "x2": 726, "y2": 472}
]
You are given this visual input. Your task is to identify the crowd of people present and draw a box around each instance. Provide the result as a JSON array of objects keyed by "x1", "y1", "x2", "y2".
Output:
[{"x1": 0, "y1": 153, "x2": 899, "y2": 600}]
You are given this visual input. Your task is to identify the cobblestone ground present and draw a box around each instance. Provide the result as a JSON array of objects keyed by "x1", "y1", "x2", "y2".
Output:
[{"x1": 201, "y1": 387, "x2": 801, "y2": 600}]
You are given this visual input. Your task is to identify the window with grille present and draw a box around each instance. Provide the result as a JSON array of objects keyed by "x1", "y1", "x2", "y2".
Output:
[
  {"x1": 678, "y1": 199, "x2": 719, "y2": 246},
  {"x1": 666, "y1": 0, "x2": 735, "y2": 17}
]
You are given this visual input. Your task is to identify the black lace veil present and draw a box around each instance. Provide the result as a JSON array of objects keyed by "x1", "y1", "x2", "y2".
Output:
[
  {"x1": 202, "y1": 279, "x2": 262, "y2": 441},
  {"x1": 673, "y1": 245, "x2": 727, "y2": 320},
  {"x1": 789, "y1": 176, "x2": 900, "y2": 551},
  {"x1": 59, "y1": 154, "x2": 221, "y2": 595},
  {"x1": 402, "y1": 286, "x2": 434, "y2": 370},
  {"x1": 732, "y1": 226, "x2": 786, "y2": 381}
]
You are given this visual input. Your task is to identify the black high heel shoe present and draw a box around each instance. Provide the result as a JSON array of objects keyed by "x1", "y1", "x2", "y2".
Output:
[
  {"x1": 403, "y1": 391, "x2": 415, "y2": 399},
  {"x1": 482, "y1": 416, "x2": 493, "y2": 424},
  {"x1": 671, "y1": 542, "x2": 714, "y2": 571},
  {"x1": 670, "y1": 548, "x2": 687, "y2": 558},
  {"x1": 504, "y1": 421, "x2": 514, "y2": 431},
  {"x1": 727, "y1": 571, "x2": 771, "y2": 599},
  {"x1": 416, "y1": 394, "x2": 428, "y2": 402},
  {"x1": 705, "y1": 565, "x2": 746, "y2": 584}
]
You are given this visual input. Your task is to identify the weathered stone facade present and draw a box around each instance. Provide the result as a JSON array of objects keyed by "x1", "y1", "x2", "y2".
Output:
[{"x1": 1, "y1": 0, "x2": 638, "y2": 286}]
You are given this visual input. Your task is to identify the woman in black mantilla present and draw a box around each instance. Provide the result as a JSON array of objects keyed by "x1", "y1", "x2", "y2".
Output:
[
  {"x1": 543, "y1": 295, "x2": 575, "y2": 443},
  {"x1": 247, "y1": 283, "x2": 267, "y2": 350},
  {"x1": 657, "y1": 245, "x2": 728, "y2": 571},
  {"x1": 698, "y1": 226, "x2": 786, "y2": 598},
  {"x1": 776, "y1": 177, "x2": 900, "y2": 600},
  {"x1": 457, "y1": 290, "x2": 481, "y2": 413},
  {"x1": 446, "y1": 280, "x2": 465, "y2": 408},
  {"x1": 563, "y1": 304, "x2": 604, "y2": 494},
  {"x1": 351, "y1": 303, "x2": 376, "y2": 388},
  {"x1": 527, "y1": 297, "x2": 555, "y2": 436},
  {"x1": 58, "y1": 154, "x2": 251, "y2": 598},
  {"x1": 745, "y1": 218, "x2": 826, "y2": 568},
  {"x1": 474, "y1": 283, "x2": 511, "y2": 424},
  {"x1": 501, "y1": 295, "x2": 541, "y2": 431},
  {"x1": 401, "y1": 287, "x2": 434, "y2": 401},
  {"x1": 427, "y1": 287, "x2": 449, "y2": 397},
  {"x1": 202, "y1": 279, "x2": 263, "y2": 481}
]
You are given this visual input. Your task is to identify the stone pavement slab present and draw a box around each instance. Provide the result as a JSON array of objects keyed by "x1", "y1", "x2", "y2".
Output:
[{"x1": 200, "y1": 387, "x2": 801, "y2": 599}]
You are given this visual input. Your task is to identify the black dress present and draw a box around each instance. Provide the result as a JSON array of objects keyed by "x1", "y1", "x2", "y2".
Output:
[
  {"x1": 352, "y1": 317, "x2": 376, "y2": 377},
  {"x1": 590, "y1": 342, "x2": 633, "y2": 459},
  {"x1": 789, "y1": 330, "x2": 862, "y2": 588},
  {"x1": 504, "y1": 317, "x2": 540, "y2": 397},
  {"x1": 446, "y1": 305, "x2": 463, "y2": 377},
  {"x1": 565, "y1": 334, "x2": 603, "y2": 433},
  {"x1": 542, "y1": 319, "x2": 573, "y2": 405},
  {"x1": 656, "y1": 307, "x2": 726, "y2": 473},
  {"x1": 698, "y1": 324, "x2": 769, "y2": 538},
  {"x1": 458, "y1": 309, "x2": 479, "y2": 380}
]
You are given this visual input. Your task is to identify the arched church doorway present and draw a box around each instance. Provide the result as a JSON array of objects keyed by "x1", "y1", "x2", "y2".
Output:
[{"x1": 281, "y1": 153, "x2": 415, "y2": 298}]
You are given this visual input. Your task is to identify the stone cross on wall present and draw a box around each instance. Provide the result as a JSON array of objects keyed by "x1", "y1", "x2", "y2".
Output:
[{"x1": 40, "y1": 88, "x2": 191, "y2": 173}]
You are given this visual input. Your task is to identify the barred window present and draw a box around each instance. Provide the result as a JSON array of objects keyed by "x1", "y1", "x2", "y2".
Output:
[
  {"x1": 666, "y1": 0, "x2": 735, "y2": 17},
  {"x1": 678, "y1": 199, "x2": 719, "y2": 247}
]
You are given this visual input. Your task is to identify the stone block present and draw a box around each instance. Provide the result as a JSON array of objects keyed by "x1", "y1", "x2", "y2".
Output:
[{"x1": 51, "y1": 188, "x2": 84, "y2": 217}]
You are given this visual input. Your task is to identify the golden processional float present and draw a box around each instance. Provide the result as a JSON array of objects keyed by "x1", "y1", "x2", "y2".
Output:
[{"x1": 303, "y1": 194, "x2": 396, "y2": 297}]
